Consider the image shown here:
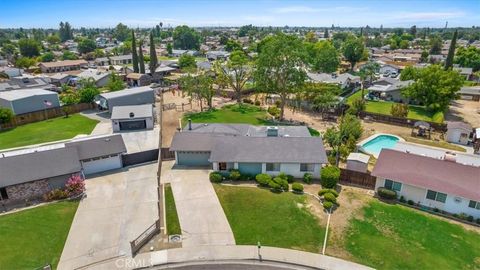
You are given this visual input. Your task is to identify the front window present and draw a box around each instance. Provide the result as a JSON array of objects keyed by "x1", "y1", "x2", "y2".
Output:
[
  {"x1": 468, "y1": 200, "x2": 480, "y2": 210},
  {"x1": 300, "y1": 163, "x2": 314, "y2": 172},
  {"x1": 266, "y1": 163, "x2": 280, "y2": 172},
  {"x1": 426, "y1": 190, "x2": 447, "y2": 203},
  {"x1": 384, "y1": 179, "x2": 402, "y2": 192}
]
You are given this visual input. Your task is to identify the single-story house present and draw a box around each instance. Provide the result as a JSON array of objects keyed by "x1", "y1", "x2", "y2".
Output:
[
  {"x1": 48, "y1": 73, "x2": 74, "y2": 86},
  {"x1": 446, "y1": 121, "x2": 473, "y2": 145},
  {"x1": 38, "y1": 60, "x2": 88, "y2": 73},
  {"x1": 126, "y1": 73, "x2": 152, "y2": 87},
  {"x1": 95, "y1": 57, "x2": 110, "y2": 66},
  {"x1": 76, "y1": 69, "x2": 111, "y2": 87},
  {"x1": 170, "y1": 123, "x2": 328, "y2": 178},
  {"x1": 0, "y1": 88, "x2": 60, "y2": 115},
  {"x1": 454, "y1": 67, "x2": 474, "y2": 81},
  {"x1": 0, "y1": 76, "x2": 53, "y2": 91},
  {"x1": 109, "y1": 55, "x2": 132, "y2": 66},
  {"x1": 367, "y1": 77, "x2": 413, "y2": 102},
  {"x1": 379, "y1": 64, "x2": 400, "y2": 75},
  {"x1": 346, "y1": 153, "x2": 370, "y2": 173},
  {"x1": 0, "y1": 67, "x2": 22, "y2": 78},
  {"x1": 458, "y1": 86, "x2": 480, "y2": 101},
  {"x1": 0, "y1": 134, "x2": 127, "y2": 204},
  {"x1": 307, "y1": 72, "x2": 360, "y2": 89},
  {"x1": 95, "y1": 86, "x2": 155, "y2": 110},
  {"x1": 372, "y1": 149, "x2": 480, "y2": 219},
  {"x1": 111, "y1": 104, "x2": 154, "y2": 132},
  {"x1": 206, "y1": 51, "x2": 230, "y2": 61}
]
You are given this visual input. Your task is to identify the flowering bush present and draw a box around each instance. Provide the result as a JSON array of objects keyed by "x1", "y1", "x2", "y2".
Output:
[{"x1": 65, "y1": 174, "x2": 86, "y2": 196}]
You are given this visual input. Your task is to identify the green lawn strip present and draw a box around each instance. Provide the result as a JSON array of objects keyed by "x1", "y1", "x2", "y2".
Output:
[
  {"x1": 214, "y1": 184, "x2": 325, "y2": 252},
  {"x1": 0, "y1": 200, "x2": 79, "y2": 270},
  {"x1": 404, "y1": 137, "x2": 466, "y2": 152},
  {"x1": 184, "y1": 104, "x2": 269, "y2": 125},
  {"x1": 164, "y1": 184, "x2": 181, "y2": 235},
  {"x1": 0, "y1": 114, "x2": 99, "y2": 150},
  {"x1": 345, "y1": 201, "x2": 480, "y2": 270}
]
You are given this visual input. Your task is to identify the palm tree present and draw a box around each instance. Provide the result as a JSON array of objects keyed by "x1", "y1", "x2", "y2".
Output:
[{"x1": 358, "y1": 62, "x2": 379, "y2": 100}]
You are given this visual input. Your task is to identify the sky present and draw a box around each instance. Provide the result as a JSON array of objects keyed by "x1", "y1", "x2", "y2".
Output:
[{"x1": 1, "y1": 0, "x2": 479, "y2": 29}]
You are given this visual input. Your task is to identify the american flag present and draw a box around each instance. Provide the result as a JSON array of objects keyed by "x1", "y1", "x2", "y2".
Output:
[{"x1": 44, "y1": 100, "x2": 52, "y2": 107}]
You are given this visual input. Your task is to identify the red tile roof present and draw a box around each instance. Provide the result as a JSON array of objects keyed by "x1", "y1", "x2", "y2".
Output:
[{"x1": 372, "y1": 149, "x2": 480, "y2": 201}]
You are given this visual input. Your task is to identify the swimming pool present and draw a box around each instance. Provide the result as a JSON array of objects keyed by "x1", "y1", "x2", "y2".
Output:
[{"x1": 358, "y1": 134, "x2": 403, "y2": 157}]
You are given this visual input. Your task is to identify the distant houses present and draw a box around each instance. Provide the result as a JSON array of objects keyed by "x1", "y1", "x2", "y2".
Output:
[{"x1": 38, "y1": 60, "x2": 88, "y2": 73}]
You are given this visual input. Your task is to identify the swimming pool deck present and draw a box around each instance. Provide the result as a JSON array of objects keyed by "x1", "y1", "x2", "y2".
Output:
[{"x1": 357, "y1": 133, "x2": 405, "y2": 158}]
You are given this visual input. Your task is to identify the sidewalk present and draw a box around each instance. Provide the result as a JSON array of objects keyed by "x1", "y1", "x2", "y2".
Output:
[{"x1": 130, "y1": 245, "x2": 374, "y2": 270}]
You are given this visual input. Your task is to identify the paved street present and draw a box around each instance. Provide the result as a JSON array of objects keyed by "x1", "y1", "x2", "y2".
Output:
[
  {"x1": 161, "y1": 161, "x2": 235, "y2": 247},
  {"x1": 57, "y1": 163, "x2": 159, "y2": 270}
]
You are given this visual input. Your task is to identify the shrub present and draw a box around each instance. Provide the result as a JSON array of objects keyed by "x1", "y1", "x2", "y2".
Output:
[
  {"x1": 268, "y1": 180, "x2": 282, "y2": 191},
  {"x1": 209, "y1": 172, "x2": 223, "y2": 183},
  {"x1": 243, "y1": 98, "x2": 253, "y2": 104},
  {"x1": 347, "y1": 98, "x2": 365, "y2": 115},
  {"x1": 277, "y1": 173, "x2": 294, "y2": 183},
  {"x1": 467, "y1": 215, "x2": 474, "y2": 222},
  {"x1": 272, "y1": 177, "x2": 289, "y2": 191},
  {"x1": 320, "y1": 166, "x2": 340, "y2": 188},
  {"x1": 407, "y1": 200, "x2": 415, "y2": 205},
  {"x1": 254, "y1": 100, "x2": 261, "y2": 106},
  {"x1": 318, "y1": 189, "x2": 339, "y2": 197},
  {"x1": 323, "y1": 193, "x2": 337, "y2": 203},
  {"x1": 458, "y1": 213, "x2": 469, "y2": 220},
  {"x1": 267, "y1": 106, "x2": 280, "y2": 118},
  {"x1": 377, "y1": 187, "x2": 397, "y2": 200},
  {"x1": 391, "y1": 103, "x2": 409, "y2": 118},
  {"x1": 43, "y1": 189, "x2": 69, "y2": 201},
  {"x1": 229, "y1": 169, "x2": 241, "y2": 181},
  {"x1": 255, "y1": 173, "x2": 272, "y2": 186},
  {"x1": 291, "y1": 183, "x2": 304, "y2": 193},
  {"x1": 476, "y1": 218, "x2": 480, "y2": 225},
  {"x1": 303, "y1": 173, "x2": 313, "y2": 184},
  {"x1": 399, "y1": 196, "x2": 406, "y2": 203},
  {"x1": 323, "y1": 201, "x2": 333, "y2": 210},
  {"x1": 65, "y1": 174, "x2": 85, "y2": 196}
]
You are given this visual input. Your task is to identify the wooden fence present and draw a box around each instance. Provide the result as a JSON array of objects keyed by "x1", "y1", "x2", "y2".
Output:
[
  {"x1": 160, "y1": 147, "x2": 175, "y2": 160},
  {"x1": 339, "y1": 168, "x2": 376, "y2": 189},
  {"x1": 130, "y1": 219, "x2": 161, "y2": 255},
  {"x1": 1, "y1": 103, "x2": 96, "y2": 129},
  {"x1": 358, "y1": 111, "x2": 447, "y2": 132}
]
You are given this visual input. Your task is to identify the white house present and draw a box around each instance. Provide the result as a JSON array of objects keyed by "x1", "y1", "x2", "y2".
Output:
[
  {"x1": 372, "y1": 149, "x2": 480, "y2": 219},
  {"x1": 446, "y1": 121, "x2": 473, "y2": 145}
]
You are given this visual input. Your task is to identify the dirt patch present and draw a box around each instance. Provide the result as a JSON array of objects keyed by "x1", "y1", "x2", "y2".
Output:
[{"x1": 446, "y1": 99, "x2": 480, "y2": 127}]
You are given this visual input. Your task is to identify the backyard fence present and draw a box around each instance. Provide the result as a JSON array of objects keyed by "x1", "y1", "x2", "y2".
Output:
[
  {"x1": 339, "y1": 168, "x2": 376, "y2": 189},
  {"x1": 160, "y1": 148, "x2": 175, "y2": 160},
  {"x1": 130, "y1": 219, "x2": 161, "y2": 255},
  {"x1": 1, "y1": 102, "x2": 96, "y2": 129},
  {"x1": 358, "y1": 111, "x2": 447, "y2": 132}
]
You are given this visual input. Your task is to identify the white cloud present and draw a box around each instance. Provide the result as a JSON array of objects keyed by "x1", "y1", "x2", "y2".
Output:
[{"x1": 271, "y1": 5, "x2": 367, "y2": 14}]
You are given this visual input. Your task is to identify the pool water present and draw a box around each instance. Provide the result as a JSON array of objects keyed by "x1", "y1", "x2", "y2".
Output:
[{"x1": 361, "y1": 135, "x2": 400, "y2": 156}]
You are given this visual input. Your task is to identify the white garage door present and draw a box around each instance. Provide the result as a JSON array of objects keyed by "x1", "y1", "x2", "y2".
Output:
[{"x1": 82, "y1": 155, "x2": 122, "y2": 175}]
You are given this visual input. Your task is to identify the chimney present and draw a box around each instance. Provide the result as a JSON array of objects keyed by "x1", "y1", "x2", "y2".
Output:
[{"x1": 188, "y1": 119, "x2": 192, "y2": 130}]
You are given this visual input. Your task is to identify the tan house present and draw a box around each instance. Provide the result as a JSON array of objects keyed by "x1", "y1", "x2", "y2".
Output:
[{"x1": 39, "y1": 60, "x2": 88, "y2": 73}]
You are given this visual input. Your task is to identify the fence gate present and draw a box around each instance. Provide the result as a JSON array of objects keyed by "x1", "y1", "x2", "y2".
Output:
[{"x1": 339, "y1": 168, "x2": 376, "y2": 189}]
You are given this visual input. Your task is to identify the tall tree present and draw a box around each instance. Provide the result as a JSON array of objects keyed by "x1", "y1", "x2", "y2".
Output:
[
  {"x1": 445, "y1": 29, "x2": 458, "y2": 70},
  {"x1": 429, "y1": 35, "x2": 442, "y2": 55},
  {"x1": 358, "y1": 61, "x2": 380, "y2": 100},
  {"x1": 215, "y1": 50, "x2": 252, "y2": 103},
  {"x1": 18, "y1": 38, "x2": 40, "y2": 57},
  {"x1": 324, "y1": 114, "x2": 363, "y2": 165},
  {"x1": 131, "y1": 30, "x2": 139, "y2": 73},
  {"x1": 138, "y1": 40, "x2": 145, "y2": 74},
  {"x1": 454, "y1": 46, "x2": 480, "y2": 71},
  {"x1": 254, "y1": 33, "x2": 306, "y2": 119},
  {"x1": 149, "y1": 31, "x2": 158, "y2": 74},
  {"x1": 173, "y1": 25, "x2": 201, "y2": 50},
  {"x1": 342, "y1": 37, "x2": 365, "y2": 70},
  {"x1": 114, "y1": 23, "x2": 129, "y2": 42},
  {"x1": 305, "y1": 40, "x2": 339, "y2": 73},
  {"x1": 402, "y1": 65, "x2": 464, "y2": 112}
]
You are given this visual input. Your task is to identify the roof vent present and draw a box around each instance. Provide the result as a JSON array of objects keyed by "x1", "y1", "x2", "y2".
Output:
[{"x1": 129, "y1": 112, "x2": 135, "y2": 118}]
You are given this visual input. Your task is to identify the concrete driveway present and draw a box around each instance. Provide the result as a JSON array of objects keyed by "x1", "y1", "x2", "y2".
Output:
[
  {"x1": 58, "y1": 163, "x2": 159, "y2": 270},
  {"x1": 120, "y1": 127, "x2": 160, "y2": 153},
  {"x1": 161, "y1": 161, "x2": 235, "y2": 247}
]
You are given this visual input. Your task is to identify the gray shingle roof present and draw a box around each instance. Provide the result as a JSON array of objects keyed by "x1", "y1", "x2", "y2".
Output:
[
  {"x1": 65, "y1": 134, "x2": 127, "y2": 161},
  {"x1": 0, "y1": 148, "x2": 81, "y2": 188},
  {"x1": 111, "y1": 104, "x2": 153, "y2": 120},
  {"x1": 184, "y1": 123, "x2": 311, "y2": 137},
  {"x1": 98, "y1": 86, "x2": 153, "y2": 99}
]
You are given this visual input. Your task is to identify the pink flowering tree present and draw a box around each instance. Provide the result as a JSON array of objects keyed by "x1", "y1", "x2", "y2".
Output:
[{"x1": 65, "y1": 174, "x2": 86, "y2": 196}]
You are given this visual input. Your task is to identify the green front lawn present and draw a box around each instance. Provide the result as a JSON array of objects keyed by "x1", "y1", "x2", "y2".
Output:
[
  {"x1": 165, "y1": 184, "x2": 181, "y2": 235},
  {"x1": 346, "y1": 91, "x2": 444, "y2": 123},
  {"x1": 184, "y1": 104, "x2": 269, "y2": 125},
  {"x1": 345, "y1": 201, "x2": 480, "y2": 270},
  {"x1": 214, "y1": 184, "x2": 325, "y2": 252},
  {"x1": 0, "y1": 200, "x2": 79, "y2": 269},
  {"x1": 0, "y1": 114, "x2": 98, "y2": 150}
]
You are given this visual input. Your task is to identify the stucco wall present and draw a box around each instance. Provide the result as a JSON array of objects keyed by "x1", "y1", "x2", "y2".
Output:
[{"x1": 346, "y1": 160, "x2": 368, "y2": 173}]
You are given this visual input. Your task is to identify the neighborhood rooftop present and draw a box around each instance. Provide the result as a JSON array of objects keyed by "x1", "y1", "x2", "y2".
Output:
[
  {"x1": 372, "y1": 149, "x2": 480, "y2": 202},
  {"x1": 98, "y1": 86, "x2": 154, "y2": 99},
  {"x1": 0, "y1": 88, "x2": 57, "y2": 101},
  {"x1": 185, "y1": 123, "x2": 312, "y2": 137}
]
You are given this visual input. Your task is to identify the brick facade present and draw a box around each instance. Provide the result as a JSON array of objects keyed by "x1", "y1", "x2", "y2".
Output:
[{"x1": 5, "y1": 180, "x2": 50, "y2": 201}]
